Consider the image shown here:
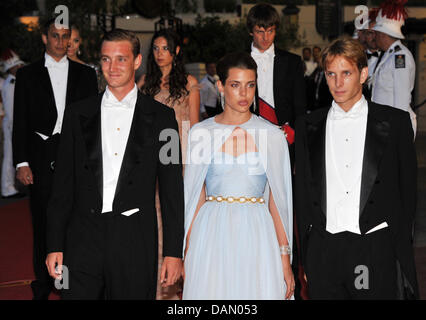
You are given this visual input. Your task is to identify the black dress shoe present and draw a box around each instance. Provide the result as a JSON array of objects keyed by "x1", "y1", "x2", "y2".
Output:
[{"x1": 2, "y1": 192, "x2": 26, "y2": 199}]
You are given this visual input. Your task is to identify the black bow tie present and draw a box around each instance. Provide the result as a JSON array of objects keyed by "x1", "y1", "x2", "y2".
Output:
[{"x1": 366, "y1": 52, "x2": 379, "y2": 59}]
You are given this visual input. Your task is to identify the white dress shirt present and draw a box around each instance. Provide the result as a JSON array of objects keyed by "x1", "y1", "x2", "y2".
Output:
[
  {"x1": 304, "y1": 60, "x2": 317, "y2": 77},
  {"x1": 200, "y1": 74, "x2": 219, "y2": 114},
  {"x1": 325, "y1": 96, "x2": 368, "y2": 234},
  {"x1": 251, "y1": 43, "x2": 275, "y2": 108},
  {"x1": 44, "y1": 53, "x2": 69, "y2": 136},
  {"x1": 101, "y1": 84, "x2": 138, "y2": 213}
]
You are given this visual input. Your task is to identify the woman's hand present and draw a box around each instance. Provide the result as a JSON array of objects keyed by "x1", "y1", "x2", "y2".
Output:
[{"x1": 282, "y1": 255, "x2": 295, "y2": 300}]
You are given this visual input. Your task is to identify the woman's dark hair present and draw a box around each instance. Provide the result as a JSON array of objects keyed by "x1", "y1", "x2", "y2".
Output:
[
  {"x1": 141, "y1": 29, "x2": 188, "y2": 104},
  {"x1": 216, "y1": 52, "x2": 257, "y2": 84}
]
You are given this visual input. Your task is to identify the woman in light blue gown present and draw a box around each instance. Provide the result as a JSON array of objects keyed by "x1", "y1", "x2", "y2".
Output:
[{"x1": 182, "y1": 52, "x2": 294, "y2": 300}]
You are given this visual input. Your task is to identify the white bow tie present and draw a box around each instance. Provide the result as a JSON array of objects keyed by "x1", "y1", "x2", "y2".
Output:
[
  {"x1": 45, "y1": 58, "x2": 67, "y2": 69},
  {"x1": 330, "y1": 109, "x2": 365, "y2": 120},
  {"x1": 104, "y1": 99, "x2": 132, "y2": 109},
  {"x1": 251, "y1": 50, "x2": 273, "y2": 60}
]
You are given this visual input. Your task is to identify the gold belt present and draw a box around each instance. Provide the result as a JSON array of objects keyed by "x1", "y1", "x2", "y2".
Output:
[{"x1": 206, "y1": 195, "x2": 265, "y2": 204}]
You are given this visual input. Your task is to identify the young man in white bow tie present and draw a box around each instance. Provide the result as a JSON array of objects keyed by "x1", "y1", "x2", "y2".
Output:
[
  {"x1": 13, "y1": 17, "x2": 98, "y2": 300},
  {"x1": 295, "y1": 38, "x2": 418, "y2": 299},
  {"x1": 45, "y1": 29, "x2": 184, "y2": 300},
  {"x1": 247, "y1": 3, "x2": 306, "y2": 160}
]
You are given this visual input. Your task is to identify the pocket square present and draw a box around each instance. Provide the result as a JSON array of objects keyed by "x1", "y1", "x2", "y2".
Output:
[
  {"x1": 35, "y1": 131, "x2": 49, "y2": 140},
  {"x1": 366, "y1": 222, "x2": 388, "y2": 234},
  {"x1": 121, "y1": 208, "x2": 140, "y2": 217}
]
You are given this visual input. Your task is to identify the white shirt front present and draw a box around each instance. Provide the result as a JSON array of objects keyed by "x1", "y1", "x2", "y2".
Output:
[
  {"x1": 304, "y1": 60, "x2": 317, "y2": 77},
  {"x1": 44, "y1": 53, "x2": 69, "y2": 135},
  {"x1": 325, "y1": 96, "x2": 368, "y2": 234},
  {"x1": 101, "y1": 84, "x2": 138, "y2": 213},
  {"x1": 251, "y1": 43, "x2": 275, "y2": 108}
]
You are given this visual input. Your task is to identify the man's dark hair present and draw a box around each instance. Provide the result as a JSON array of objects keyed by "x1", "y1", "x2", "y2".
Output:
[
  {"x1": 216, "y1": 52, "x2": 257, "y2": 84},
  {"x1": 102, "y1": 29, "x2": 141, "y2": 58},
  {"x1": 246, "y1": 3, "x2": 280, "y2": 33},
  {"x1": 42, "y1": 17, "x2": 71, "y2": 35}
]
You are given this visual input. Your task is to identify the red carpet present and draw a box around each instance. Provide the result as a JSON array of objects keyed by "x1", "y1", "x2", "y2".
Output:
[
  {"x1": 0, "y1": 199, "x2": 59, "y2": 300},
  {"x1": 1, "y1": 199, "x2": 425, "y2": 299}
]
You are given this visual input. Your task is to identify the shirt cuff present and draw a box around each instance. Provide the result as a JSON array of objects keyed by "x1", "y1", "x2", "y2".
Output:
[{"x1": 16, "y1": 162, "x2": 29, "y2": 169}]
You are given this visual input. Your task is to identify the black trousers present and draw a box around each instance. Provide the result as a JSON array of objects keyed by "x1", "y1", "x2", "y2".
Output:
[
  {"x1": 305, "y1": 227, "x2": 397, "y2": 300},
  {"x1": 28, "y1": 134, "x2": 60, "y2": 298},
  {"x1": 61, "y1": 210, "x2": 158, "y2": 300}
]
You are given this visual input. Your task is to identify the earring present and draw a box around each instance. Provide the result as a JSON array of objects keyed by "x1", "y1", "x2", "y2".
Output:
[
  {"x1": 252, "y1": 97, "x2": 257, "y2": 112},
  {"x1": 77, "y1": 49, "x2": 81, "y2": 56}
]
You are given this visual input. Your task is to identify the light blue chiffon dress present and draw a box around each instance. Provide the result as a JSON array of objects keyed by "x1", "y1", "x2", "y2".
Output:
[{"x1": 182, "y1": 151, "x2": 285, "y2": 300}]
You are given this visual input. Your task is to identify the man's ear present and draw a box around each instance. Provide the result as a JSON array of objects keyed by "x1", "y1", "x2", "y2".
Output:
[
  {"x1": 42, "y1": 33, "x2": 48, "y2": 46},
  {"x1": 360, "y1": 66, "x2": 368, "y2": 85},
  {"x1": 176, "y1": 45, "x2": 180, "y2": 56},
  {"x1": 134, "y1": 53, "x2": 142, "y2": 70}
]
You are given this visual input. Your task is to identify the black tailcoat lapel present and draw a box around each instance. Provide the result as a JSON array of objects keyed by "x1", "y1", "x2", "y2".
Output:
[
  {"x1": 37, "y1": 59, "x2": 57, "y2": 119},
  {"x1": 65, "y1": 59, "x2": 77, "y2": 107},
  {"x1": 273, "y1": 49, "x2": 287, "y2": 110},
  {"x1": 306, "y1": 108, "x2": 329, "y2": 218},
  {"x1": 114, "y1": 93, "x2": 156, "y2": 200},
  {"x1": 80, "y1": 95, "x2": 104, "y2": 199},
  {"x1": 359, "y1": 102, "x2": 390, "y2": 216}
]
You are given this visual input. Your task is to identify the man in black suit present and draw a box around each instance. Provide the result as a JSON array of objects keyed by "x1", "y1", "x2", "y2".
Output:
[
  {"x1": 295, "y1": 38, "x2": 418, "y2": 299},
  {"x1": 247, "y1": 3, "x2": 306, "y2": 152},
  {"x1": 45, "y1": 29, "x2": 184, "y2": 300},
  {"x1": 12, "y1": 18, "x2": 98, "y2": 299}
]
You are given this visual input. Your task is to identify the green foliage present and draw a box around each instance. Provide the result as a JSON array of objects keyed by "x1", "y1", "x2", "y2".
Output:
[
  {"x1": 204, "y1": 0, "x2": 237, "y2": 13},
  {"x1": 182, "y1": 16, "x2": 250, "y2": 63},
  {"x1": 175, "y1": 0, "x2": 198, "y2": 13}
]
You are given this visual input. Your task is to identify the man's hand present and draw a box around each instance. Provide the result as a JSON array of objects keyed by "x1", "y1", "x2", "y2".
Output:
[
  {"x1": 16, "y1": 166, "x2": 33, "y2": 186},
  {"x1": 46, "y1": 252, "x2": 63, "y2": 280},
  {"x1": 160, "y1": 256, "x2": 183, "y2": 287}
]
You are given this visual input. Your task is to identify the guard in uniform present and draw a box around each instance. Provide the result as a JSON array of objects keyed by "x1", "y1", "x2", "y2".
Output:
[
  {"x1": 355, "y1": 7, "x2": 380, "y2": 99},
  {"x1": 372, "y1": 0, "x2": 416, "y2": 135}
]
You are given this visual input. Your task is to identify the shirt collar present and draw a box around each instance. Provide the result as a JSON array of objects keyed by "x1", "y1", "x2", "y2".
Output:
[
  {"x1": 251, "y1": 43, "x2": 275, "y2": 58},
  {"x1": 330, "y1": 95, "x2": 368, "y2": 120},
  {"x1": 103, "y1": 84, "x2": 138, "y2": 109},
  {"x1": 44, "y1": 53, "x2": 68, "y2": 68}
]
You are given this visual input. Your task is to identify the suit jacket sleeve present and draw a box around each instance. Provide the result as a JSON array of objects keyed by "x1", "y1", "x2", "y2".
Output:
[
  {"x1": 12, "y1": 67, "x2": 30, "y2": 166},
  {"x1": 397, "y1": 112, "x2": 417, "y2": 245},
  {"x1": 294, "y1": 115, "x2": 310, "y2": 266},
  {"x1": 157, "y1": 109, "x2": 185, "y2": 258},
  {"x1": 46, "y1": 104, "x2": 76, "y2": 253}
]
